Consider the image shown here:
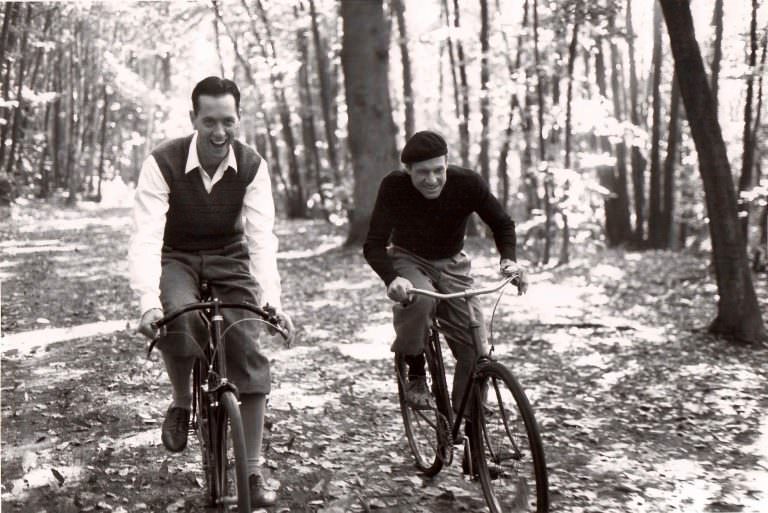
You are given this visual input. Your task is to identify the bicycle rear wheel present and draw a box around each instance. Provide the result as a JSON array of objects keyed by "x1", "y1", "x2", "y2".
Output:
[
  {"x1": 471, "y1": 361, "x2": 548, "y2": 513},
  {"x1": 394, "y1": 330, "x2": 452, "y2": 476},
  {"x1": 209, "y1": 391, "x2": 251, "y2": 512}
]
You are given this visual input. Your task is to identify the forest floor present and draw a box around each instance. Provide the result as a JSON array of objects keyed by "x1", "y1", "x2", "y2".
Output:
[{"x1": 2, "y1": 200, "x2": 768, "y2": 513}]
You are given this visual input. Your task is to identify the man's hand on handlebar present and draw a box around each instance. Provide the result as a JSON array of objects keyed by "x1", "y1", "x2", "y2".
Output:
[
  {"x1": 137, "y1": 308, "x2": 164, "y2": 339},
  {"x1": 387, "y1": 276, "x2": 414, "y2": 304},
  {"x1": 500, "y1": 258, "x2": 529, "y2": 295},
  {"x1": 274, "y1": 309, "x2": 295, "y2": 346}
]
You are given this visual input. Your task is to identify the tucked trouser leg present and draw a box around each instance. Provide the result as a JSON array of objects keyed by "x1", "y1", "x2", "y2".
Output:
[
  {"x1": 158, "y1": 251, "x2": 207, "y2": 409},
  {"x1": 205, "y1": 243, "x2": 269, "y2": 395},
  {"x1": 433, "y1": 253, "x2": 487, "y2": 417},
  {"x1": 390, "y1": 257, "x2": 438, "y2": 357}
]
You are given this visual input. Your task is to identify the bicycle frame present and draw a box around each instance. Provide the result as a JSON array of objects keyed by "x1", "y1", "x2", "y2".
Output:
[{"x1": 409, "y1": 277, "x2": 516, "y2": 447}]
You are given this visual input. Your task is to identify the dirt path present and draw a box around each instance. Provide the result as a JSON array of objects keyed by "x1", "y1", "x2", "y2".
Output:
[{"x1": 2, "y1": 202, "x2": 767, "y2": 512}]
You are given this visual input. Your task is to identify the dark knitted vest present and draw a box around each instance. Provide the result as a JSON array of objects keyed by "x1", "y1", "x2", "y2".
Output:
[{"x1": 152, "y1": 135, "x2": 262, "y2": 251}]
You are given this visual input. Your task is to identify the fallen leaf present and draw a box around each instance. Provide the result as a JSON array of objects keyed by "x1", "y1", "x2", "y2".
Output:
[{"x1": 51, "y1": 467, "x2": 65, "y2": 486}]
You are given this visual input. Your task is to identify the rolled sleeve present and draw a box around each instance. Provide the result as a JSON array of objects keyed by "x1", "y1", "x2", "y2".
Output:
[
  {"x1": 243, "y1": 160, "x2": 282, "y2": 309},
  {"x1": 128, "y1": 156, "x2": 169, "y2": 314}
]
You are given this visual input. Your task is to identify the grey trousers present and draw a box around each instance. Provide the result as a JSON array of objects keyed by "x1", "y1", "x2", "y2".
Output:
[
  {"x1": 389, "y1": 246, "x2": 486, "y2": 411},
  {"x1": 157, "y1": 241, "x2": 270, "y2": 395}
]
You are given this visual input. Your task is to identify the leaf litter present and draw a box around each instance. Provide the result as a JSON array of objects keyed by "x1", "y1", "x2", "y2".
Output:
[{"x1": 1, "y1": 202, "x2": 767, "y2": 512}]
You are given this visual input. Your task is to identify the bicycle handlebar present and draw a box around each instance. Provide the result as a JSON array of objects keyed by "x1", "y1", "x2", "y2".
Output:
[
  {"x1": 150, "y1": 301, "x2": 289, "y2": 339},
  {"x1": 407, "y1": 273, "x2": 520, "y2": 301}
]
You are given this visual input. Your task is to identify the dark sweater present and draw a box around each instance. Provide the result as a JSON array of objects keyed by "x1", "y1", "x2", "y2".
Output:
[
  {"x1": 152, "y1": 135, "x2": 262, "y2": 251},
  {"x1": 363, "y1": 166, "x2": 516, "y2": 285}
]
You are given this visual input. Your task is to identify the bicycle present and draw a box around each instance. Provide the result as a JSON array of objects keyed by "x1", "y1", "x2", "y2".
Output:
[
  {"x1": 148, "y1": 281, "x2": 289, "y2": 512},
  {"x1": 394, "y1": 275, "x2": 549, "y2": 513}
]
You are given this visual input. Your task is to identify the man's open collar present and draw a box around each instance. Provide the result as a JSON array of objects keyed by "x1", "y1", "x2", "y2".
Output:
[{"x1": 184, "y1": 131, "x2": 238, "y2": 174}]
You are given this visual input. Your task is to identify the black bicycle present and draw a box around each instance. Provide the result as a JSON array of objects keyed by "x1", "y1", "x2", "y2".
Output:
[
  {"x1": 394, "y1": 276, "x2": 549, "y2": 512},
  {"x1": 149, "y1": 281, "x2": 288, "y2": 512}
]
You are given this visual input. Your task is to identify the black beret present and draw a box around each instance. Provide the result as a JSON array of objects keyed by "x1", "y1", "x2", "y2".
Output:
[{"x1": 400, "y1": 130, "x2": 447, "y2": 164}]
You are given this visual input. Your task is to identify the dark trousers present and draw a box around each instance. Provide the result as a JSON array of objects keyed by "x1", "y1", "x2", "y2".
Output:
[
  {"x1": 389, "y1": 246, "x2": 486, "y2": 412},
  {"x1": 157, "y1": 241, "x2": 270, "y2": 395}
]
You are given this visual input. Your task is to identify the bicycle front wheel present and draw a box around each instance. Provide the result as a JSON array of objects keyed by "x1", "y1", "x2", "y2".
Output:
[
  {"x1": 394, "y1": 344, "x2": 451, "y2": 476},
  {"x1": 211, "y1": 391, "x2": 251, "y2": 512},
  {"x1": 471, "y1": 361, "x2": 548, "y2": 513}
]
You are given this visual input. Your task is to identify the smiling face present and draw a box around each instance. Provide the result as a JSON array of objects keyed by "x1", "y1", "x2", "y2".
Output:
[
  {"x1": 190, "y1": 94, "x2": 239, "y2": 164},
  {"x1": 407, "y1": 155, "x2": 447, "y2": 199}
]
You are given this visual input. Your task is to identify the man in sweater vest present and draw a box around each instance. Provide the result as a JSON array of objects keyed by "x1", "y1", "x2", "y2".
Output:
[
  {"x1": 129, "y1": 76, "x2": 293, "y2": 507},
  {"x1": 363, "y1": 130, "x2": 528, "y2": 474}
]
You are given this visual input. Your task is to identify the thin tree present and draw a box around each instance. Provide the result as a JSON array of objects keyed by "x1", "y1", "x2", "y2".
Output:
[
  {"x1": 533, "y1": 0, "x2": 553, "y2": 264},
  {"x1": 607, "y1": 21, "x2": 633, "y2": 245},
  {"x1": 661, "y1": 71, "x2": 681, "y2": 248},
  {"x1": 251, "y1": 0, "x2": 306, "y2": 218},
  {"x1": 710, "y1": 0, "x2": 723, "y2": 111},
  {"x1": 737, "y1": 0, "x2": 759, "y2": 241},
  {"x1": 3, "y1": 4, "x2": 32, "y2": 186},
  {"x1": 295, "y1": 4, "x2": 327, "y2": 217},
  {"x1": 391, "y1": 0, "x2": 414, "y2": 141},
  {"x1": 478, "y1": 0, "x2": 491, "y2": 185},
  {"x1": 648, "y1": 0, "x2": 664, "y2": 248},
  {"x1": 627, "y1": 0, "x2": 646, "y2": 244},
  {"x1": 564, "y1": 0, "x2": 581, "y2": 169},
  {"x1": 340, "y1": 0, "x2": 398, "y2": 245},
  {"x1": 660, "y1": 0, "x2": 765, "y2": 344},
  {"x1": 308, "y1": 0, "x2": 340, "y2": 176}
]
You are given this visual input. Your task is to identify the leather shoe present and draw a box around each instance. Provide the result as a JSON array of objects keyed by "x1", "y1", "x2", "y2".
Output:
[
  {"x1": 161, "y1": 406, "x2": 190, "y2": 453},
  {"x1": 249, "y1": 472, "x2": 278, "y2": 507}
]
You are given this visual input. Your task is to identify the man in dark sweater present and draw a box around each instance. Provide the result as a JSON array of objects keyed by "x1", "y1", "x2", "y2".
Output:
[
  {"x1": 129, "y1": 77, "x2": 293, "y2": 507},
  {"x1": 363, "y1": 130, "x2": 527, "y2": 428}
]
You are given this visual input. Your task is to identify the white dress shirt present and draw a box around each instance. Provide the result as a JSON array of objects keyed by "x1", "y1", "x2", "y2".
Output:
[{"x1": 128, "y1": 132, "x2": 282, "y2": 314}]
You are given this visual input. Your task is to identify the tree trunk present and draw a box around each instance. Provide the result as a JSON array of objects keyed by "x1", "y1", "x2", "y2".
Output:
[
  {"x1": 451, "y1": 0, "x2": 470, "y2": 167},
  {"x1": 442, "y1": 0, "x2": 461, "y2": 154},
  {"x1": 0, "y1": 2, "x2": 20, "y2": 173},
  {"x1": 533, "y1": 0, "x2": 552, "y2": 263},
  {"x1": 296, "y1": 4, "x2": 327, "y2": 218},
  {"x1": 3, "y1": 4, "x2": 32, "y2": 191},
  {"x1": 478, "y1": 0, "x2": 490, "y2": 185},
  {"x1": 252, "y1": 0, "x2": 306, "y2": 218},
  {"x1": 710, "y1": 0, "x2": 723, "y2": 112},
  {"x1": 340, "y1": 0, "x2": 398, "y2": 245},
  {"x1": 648, "y1": 1, "x2": 664, "y2": 248},
  {"x1": 627, "y1": 0, "x2": 646, "y2": 244},
  {"x1": 661, "y1": 71, "x2": 681, "y2": 249},
  {"x1": 211, "y1": 15, "x2": 227, "y2": 77},
  {"x1": 564, "y1": 2, "x2": 581, "y2": 169},
  {"x1": 660, "y1": 0, "x2": 765, "y2": 344},
  {"x1": 607, "y1": 28, "x2": 633, "y2": 245},
  {"x1": 738, "y1": 0, "x2": 758, "y2": 241},
  {"x1": 391, "y1": 0, "x2": 415, "y2": 141},
  {"x1": 309, "y1": 0, "x2": 339, "y2": 175},
  {"x1": 96, "y1": 85, "x2": 109, "y2": 202}
]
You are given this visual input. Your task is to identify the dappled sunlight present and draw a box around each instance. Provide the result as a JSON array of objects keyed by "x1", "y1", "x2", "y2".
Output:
[
  {"x1": 300, "y1": 297, "x2": 348, "y2": 311},
  {"x1": 1, "y1": 320, "x2": 128, "y2": 354},
  {"x1": 357, "y1": 323, "x2": 395, "y2": 346},
  {"x1": 18, "y1": 216, "x2": 130, "y2": 233},
  {"x1": 322, "y1": 277, "x2": 379, "y2": 292},
  {"x1": 2, "y1": 243, "x2": 84, "y2": 256},
  {"x1": 3, "y1": 466, "x2": 84, "y2": 502},
  {"x1": 270, "y1": 387, "x2": 339, "y2": 412},
  {"x1": 277, "y1": 236, "x2": 344, "y2": 260},
  {"x1": 332, "y1": 341, "x2": 390, "y2": 361}
]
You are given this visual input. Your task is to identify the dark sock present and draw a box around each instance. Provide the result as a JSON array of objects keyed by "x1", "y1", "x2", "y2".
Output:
[{"x1": 404, "y1": 353, "x2": 426, "y2": 380}]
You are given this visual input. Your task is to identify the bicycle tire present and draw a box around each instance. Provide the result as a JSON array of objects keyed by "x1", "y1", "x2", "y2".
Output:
[
  {"x1": 471, "y1": 361, "x2": 548, "y2": 513},
  {"x1": 211, "y1": 391, "x2": 251, "y2": 513},
  {"x1": 395, "y1": 329, "x2": 452, "y2": 476}
]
